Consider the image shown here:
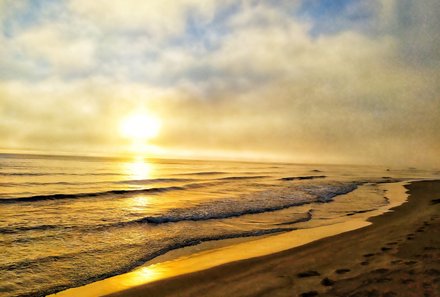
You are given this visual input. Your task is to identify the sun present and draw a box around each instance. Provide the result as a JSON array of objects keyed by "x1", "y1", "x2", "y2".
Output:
[{"x1": 120, "y1": 113, "x2": 161, "y2": 141}]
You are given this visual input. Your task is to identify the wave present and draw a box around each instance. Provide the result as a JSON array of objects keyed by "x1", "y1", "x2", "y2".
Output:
[
  {"x1": 0, "y1": 186, "x2": 185, "y2": 204},
  {"x1": 0, "y1": 182, "x2": 358, "y2": 234},
  {"x1": 0, "y1": 224, "x2": 63, "y2": 234},
  {"x1": 0, "y1": 172, "x2": 50, "y2": 176},
  {"x1": 131, "y1": 202, "x2": 310, "y2": 224},
  {"x1": 178, "y1": 171, "x2": 227, "y2": 176},
  {"x1": 117, "y1": 178, "x2": 192, "y2": 185},
  {"x1": 0, "y1": 179, "x2": 230, "y2": 204},
  {"x1": 122, "y1": 183, "x2": 357, "y2": 225},
  {"x1": 276, "y1": 210, "x2": 313, "y2": 225},
  {"x1": 280, "y1": 175, "x2": 326, "y2": 181},
  {"x1": 0, "y1": 178, "x2": 193, "y2": 188},
  {"x1": 0, "y1": 207, "x2": 313, "y2": 235},
  {"x1": 219, "y1": 175, "x2": 269, "y2": 180},
  {"x1": 0, "y1": 172, "x2": 121, "y2": 177},
  {"x1": 0, "y1": 182, "x2": 359, "y2": 234},
  {"x1": 0, "y1": 181, "x2": 102, "y2": 187},
  {"x1": 109, "y1": 183, "x2": 360, "y2": 225}
]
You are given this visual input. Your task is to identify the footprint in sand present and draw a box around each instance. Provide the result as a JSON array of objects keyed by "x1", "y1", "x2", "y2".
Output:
[
  {"x1": 430, "y1": 198, "x2": 440, "y2": 204},
  {"x1": 424, "y1": 268, "x2": 440, "y2": 276},
  {"x1": 320, "y1": 277, "x2": 335, "y2": 286},
  {"x1": 422, "y1": 282, "x2": 431, "y2": 289},
  {"x1": 351, "y1": 289, "x2": 380, "y2": 296},
  {"x1": 300, "y1": 291, "x2": 318, "y2": 297},
  {"x1": 381, "y1": 247, "x2": 392, "y2": 252},
  {"x1": 363, "y1": 253, "x2": 375, "y2": 258},
  {"x1": 424, "y1": 246, "x2": 437, "y2": 251},
  {"x1": 297, "y1": 270, "x2": 321, "y2": 278},
  {"x1": 401, "y1": 278, "x2": 415, "y2": 284},
  {"x1": 335, "y1": 268, "x2": 350, "y2": 274},
  {"x1": 360, "y1": 261, "x2": 369, "y2": 266}
]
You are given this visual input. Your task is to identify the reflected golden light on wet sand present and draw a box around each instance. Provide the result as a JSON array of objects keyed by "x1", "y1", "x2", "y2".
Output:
[{"x1": 121, "y1": 266, "x2": 165, "y2": 287}]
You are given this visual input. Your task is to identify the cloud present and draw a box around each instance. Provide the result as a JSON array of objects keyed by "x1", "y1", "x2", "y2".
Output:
[
  {"x1": 14, "y1": 24, "x2": 95, "y2": 74},
  {"x1": 68, "y1": 0, "x2": 227, "y2": 40},
  {"x1": 0, "y1": 0, "x2": 439, "y2": 167}
]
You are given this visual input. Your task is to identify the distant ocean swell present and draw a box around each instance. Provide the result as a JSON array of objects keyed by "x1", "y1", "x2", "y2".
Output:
[
  {"x1": 0, "y1": 175, "x2": 335, "y2": 203},
  {"x1": 0, "y1": 178, "x2": 192, "y2": 187},
  {"x1": 0, "y1": 172, "x2": 122, "y2": 176},
  {"x1": 0, "y1": 186, "x2": 185, "y2": 203}
]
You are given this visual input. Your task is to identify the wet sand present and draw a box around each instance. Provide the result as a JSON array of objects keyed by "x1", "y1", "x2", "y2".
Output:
[{"x1": 104, "y1": 180, "x2": 440, "y2": 297}]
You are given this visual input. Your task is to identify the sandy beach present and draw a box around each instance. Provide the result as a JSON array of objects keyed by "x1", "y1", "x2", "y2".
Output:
[{"x1": 100, "y1": 180, "x2": 440, "y2": 297}]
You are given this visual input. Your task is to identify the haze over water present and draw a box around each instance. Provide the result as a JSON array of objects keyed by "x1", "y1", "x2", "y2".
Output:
[{"x1": 0, "y1": 153, "x2": 438, "y2": 296}]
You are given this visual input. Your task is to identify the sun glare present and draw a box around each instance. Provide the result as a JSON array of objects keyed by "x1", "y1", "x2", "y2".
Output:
[{"x1": 120, "y1": 113, "x2": 161, "y2": 141}]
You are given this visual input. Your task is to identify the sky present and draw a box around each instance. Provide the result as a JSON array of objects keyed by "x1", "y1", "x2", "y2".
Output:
[{"x1": 0, "y1": 0, "x2": 439, "y2": 167}]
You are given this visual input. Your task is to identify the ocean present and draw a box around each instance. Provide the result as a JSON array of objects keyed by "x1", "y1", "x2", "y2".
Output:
[{"x1": 0, "y1": 153, "x2": 437, "y2": 297}]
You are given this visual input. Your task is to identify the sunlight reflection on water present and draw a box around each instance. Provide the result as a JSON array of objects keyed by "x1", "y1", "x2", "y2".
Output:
[
  {"x1": 124, "y1": 157, "x2": 154, "y2": 180},
  {"x1": 132, "y1": 196, "x2": 150, "y2": 207}
]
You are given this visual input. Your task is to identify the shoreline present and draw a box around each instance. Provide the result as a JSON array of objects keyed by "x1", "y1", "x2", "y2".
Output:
[
  {"x1": 107, "y1": 180, "x2": 440, "y2": 297},
  {"x1": 49, "y1": 181, "x2": 422, "y2": 297}
]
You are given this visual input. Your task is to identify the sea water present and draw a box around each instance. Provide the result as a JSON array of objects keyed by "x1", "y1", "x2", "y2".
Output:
[{"x1": 0, "y1": 153, "x2": 437, "y2": 296}]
